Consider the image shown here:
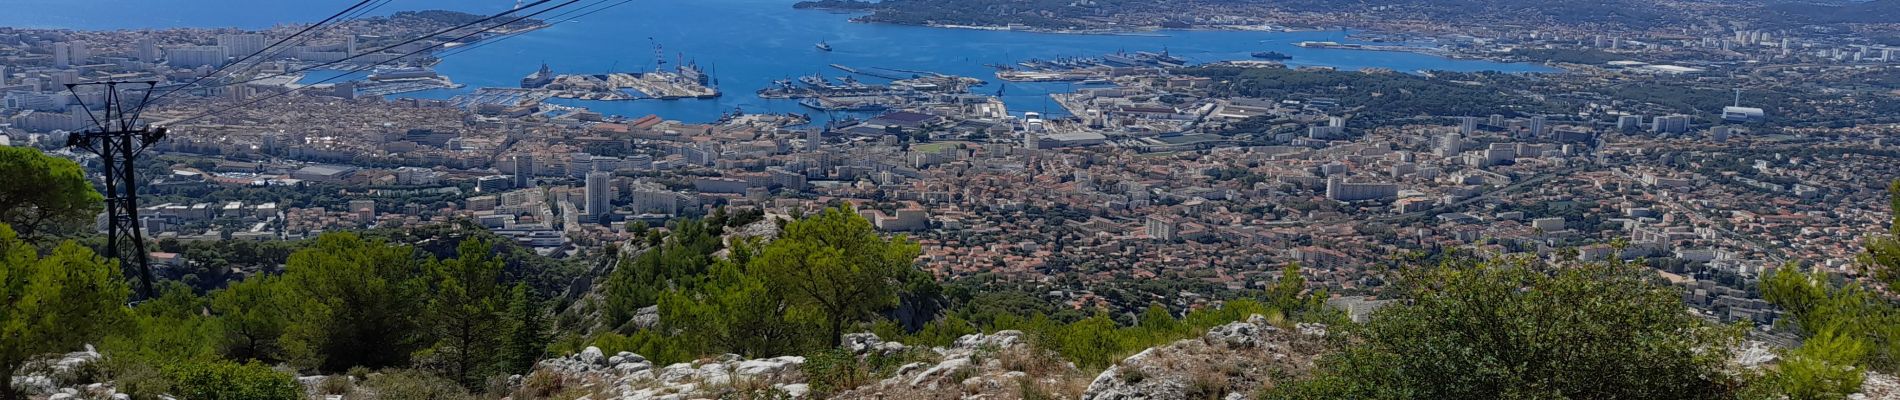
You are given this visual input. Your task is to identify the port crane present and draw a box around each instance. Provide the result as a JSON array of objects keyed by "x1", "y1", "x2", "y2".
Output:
[{"x1": 649, "y1": 37, "x2": 667, "y2": 72}]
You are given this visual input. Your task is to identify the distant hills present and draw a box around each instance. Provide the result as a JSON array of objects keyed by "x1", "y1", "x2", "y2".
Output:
[
  {"x1": 794, "y1": 0, "x2": 1687, "y2": 29},
  {"x1": 1228, "y1": 0, "x2": 1685, "y2": 27},
  {"x1": 1768, "y1": 0, "x2": 1900, "y2": 23},
  {"x1": 794, "y1": 0, "x2": 1897, "y2": 30}
]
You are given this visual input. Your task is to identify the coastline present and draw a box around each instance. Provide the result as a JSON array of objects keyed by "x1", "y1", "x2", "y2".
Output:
[{"x1": 805, "y1": 9, "x2": 1563, "y2": 71}]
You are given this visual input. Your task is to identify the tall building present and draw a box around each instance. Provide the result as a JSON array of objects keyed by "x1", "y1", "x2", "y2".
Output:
[
  {"x1": 166, "y1": 46, "x2": 230, "y2": 68},
  {"x1": 1437, "y1": 133, "x2": 1464, "y2": 157},
  {"x1": 1650, "y1": 114, "x2": 1691, "y2": 134},
  {"x1": 1459, "y1": 116, "x2": 1478, "y2": 136},
  {"x1": 512, "y1": 155, "x2": 534, "y2": 188},
  {"x1": 137, "y1": 38, "x2": 160, "y2": 61},
  {"x1": 585, "y1": 171, "x2": 611, "y2": 221},
  {"x1": 629, "y1": 182, "x2": 680, "y2": 215},
  {"x1": 1617, "y1": 115, "x2": 1644, "y2": 131},
  {"x1": 1326, "y1": 178, "x2": 1399, "y2": 202},
  {"x1": 69, "y1": 41, "x2": 90, "y2": 64},
  {"x1": 217, "y1": 34, "x2": 269, "y2": 57},
  {"x1": 52, "y1": 42, "x2": 71, "y2": 68},
  {"x1": 1528, "y1": 115, "x2": 1548, "y2": 137},
  {"x1": 475, "y1": 175, "x2": 513, "y2": 193},
  {"x1": 1146, "y1": 215, "x2": 1178, "y2": 241}
]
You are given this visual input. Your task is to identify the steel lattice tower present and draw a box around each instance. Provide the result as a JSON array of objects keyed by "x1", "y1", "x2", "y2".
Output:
[{"x1": 64, "y1": 81, "x2": 167, "y2": 299}]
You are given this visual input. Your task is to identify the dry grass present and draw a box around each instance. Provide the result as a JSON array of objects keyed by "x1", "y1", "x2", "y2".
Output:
[
  {"x1": 704, "y1": 376, "x2": 792, "y2": 400},
  {"x1": 316, "y1": 375, "x2": 354, "y2": 396},
  {"x1": 999, "y1": 347, "x2": 1070, "y2": 378}
]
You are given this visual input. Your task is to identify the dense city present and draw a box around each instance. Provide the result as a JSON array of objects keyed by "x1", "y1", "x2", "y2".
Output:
[{"x1": 2, "y1": 0, "x2": 1899, "y2": 399}]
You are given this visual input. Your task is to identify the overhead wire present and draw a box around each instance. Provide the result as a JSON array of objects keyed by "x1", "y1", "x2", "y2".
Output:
[
  {"x1": 192, "y1": 0, "x2": 560, "y2": 91},
  {"x1": 206, "y1": 0, "x2": 398, "y2": 85},
  {"x1": 165, "y1": 0, "x2": 588, "y2": 125},
  {"x1": 147, "y1": 0, "x2": 383, "y2": 103},
  {"x1": 432, "y1": 0, "x2": 637, "y2": 60}
]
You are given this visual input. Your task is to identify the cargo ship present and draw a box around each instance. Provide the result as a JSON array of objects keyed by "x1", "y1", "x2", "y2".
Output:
[{"x1": 1250, "y1": 51, "x2": 1292, "y2": 60}]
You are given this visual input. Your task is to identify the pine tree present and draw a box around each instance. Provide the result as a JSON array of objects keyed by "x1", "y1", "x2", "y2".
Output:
[
  {"x1": 0, "y1": 147, "x2": 102, "y2": 240},
  {"x1": 422, "y1": 238, "x2": 508, "y2": 388},
  {"x1": 753, "y1": 205, "x2": 922, "y2": 347},
  {"x1": 498, "y1": 283, "x2": 549, "y2": 375},
  {"x1": 279, "y1": 232, "x2": 429, "y2": 371},
  {"x1": 211, "y1": 275, "x2": 289, "y2": 363}
]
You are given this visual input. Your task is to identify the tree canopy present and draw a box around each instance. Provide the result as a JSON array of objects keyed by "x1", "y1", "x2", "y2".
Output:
[
  {"x1": 0, "y1": 224, "x2": 131, "y2": 400},
  {"x1": 0, "y1": 147, "x2": 102, "y2": 240},
  {"x1": 753, "y1": 205, "x2": 923, "y2": 347},
  {"x1": 277, "y1": 233, "x2": 429, "y2": 371}
]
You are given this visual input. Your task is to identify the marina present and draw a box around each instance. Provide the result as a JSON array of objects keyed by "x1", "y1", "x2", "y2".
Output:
[{"x1": 263, "y1": 0, "x2": 1556, "y2": 124}]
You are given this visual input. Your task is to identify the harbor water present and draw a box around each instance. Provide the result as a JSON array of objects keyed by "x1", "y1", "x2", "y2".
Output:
[{"x1": 5, "y1": 0, "x2": 1557, "y2": 123}]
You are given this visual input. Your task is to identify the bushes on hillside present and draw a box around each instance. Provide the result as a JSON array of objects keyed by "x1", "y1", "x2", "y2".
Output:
[
  {"x1": 160, "y1": 361, "x2": 302, "y2": 400},
  {"x1": 1266, "y1": 258, "x2": 1745, "y2": 399}
]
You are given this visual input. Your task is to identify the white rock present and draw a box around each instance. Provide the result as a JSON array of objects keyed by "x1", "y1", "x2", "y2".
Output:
[
  {"x1": 1206, "y1": 321, "x2": 1260, "y2": 348},
  {"x1": 1297, "y1": 323, "x2": 1327, "y2": 337},
  {"x1": 842, "y1": 332, "x2": 884, "y2": 353},
  {"x1": 953, "y1": 334, "x2": 986, "y2": 349},
  {"x1": 698, "y1": 362, "x2": 732, "y2": 386},
  {"x1": 778, "y1": 383, "x2": 810, "y2": 398},
  {"x1": 578, "y1": 346, "x2": 607, "y2": 367},
  {"x1": 11, "y1": 375, "x2": 53, "y2": 395},
  {"x1": 735, "y1": 359, "x2": 792, "y2": 377},
  {"x1": 894, "y1": 362, "x2": 928, "y2": 377},
  {"x1": 658, "y1": 363, "x2": 697, "y2": 384},
  {"x1": 909, "y1": 357, "x2": 970, "y2": 387},
  {"x1": 631, "y1": 306, "x2": 661, "y2": 330},
  {"x1": 991, "y1": 330, "x2": 1025, "y2": 347},
  {"x1": 614, "y1": 361, "x2": 653, "y2": 373}
]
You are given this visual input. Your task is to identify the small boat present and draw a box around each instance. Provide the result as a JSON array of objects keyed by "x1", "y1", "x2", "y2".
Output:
[{"x1": 816, "y1": 41, "x2": 833, "y2": 52}]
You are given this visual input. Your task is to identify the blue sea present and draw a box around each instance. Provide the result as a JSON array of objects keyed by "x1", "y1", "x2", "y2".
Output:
[{"x1": 3, "y1": 0, "x2": 1556, "y2": 123}]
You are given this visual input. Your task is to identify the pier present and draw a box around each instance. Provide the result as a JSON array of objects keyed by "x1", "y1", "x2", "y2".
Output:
[{"x1": 830, "y1": 63, "x2": 912, "y2": 80}]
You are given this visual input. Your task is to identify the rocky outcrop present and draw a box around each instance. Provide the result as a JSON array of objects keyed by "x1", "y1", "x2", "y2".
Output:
[
  {"x1": 828, "y1": 330, "x2": 1089, "y2": 400},
  {"x1": 1854, "y1": 371, "x2": 1898, "y2": 400},
  {"x1": 8, "y1": 345, "x2": 136, "y2": 400},
  {"x1": 1082, "y1": 316, "x2": 1327, "y2": 400},
  {"x1": 526, "y1": 346, "x2": 809, "y2": 399},
  {"x1": 522, "y1": 330, "x2": 1089, "y2": 400}
]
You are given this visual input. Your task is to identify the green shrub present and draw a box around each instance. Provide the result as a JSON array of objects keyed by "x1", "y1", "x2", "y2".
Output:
[
  {"x1": 162, "y1": 361, "x2": 302, "y2": 400},
  {"x1": 590, "y1": 330, "x2": 702, "y2": 366},
  {"x1": 1265, "y1": 259, "x2": 1743, "y2": 400},
  {"x1": 802, "y1": 348, "x2": 869, "y2": 395}
]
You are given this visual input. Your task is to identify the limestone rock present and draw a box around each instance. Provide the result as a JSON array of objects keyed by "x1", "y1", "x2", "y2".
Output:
[{"x1": 1084, "y1": 316, "x2": 1324, "y2": 400}]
